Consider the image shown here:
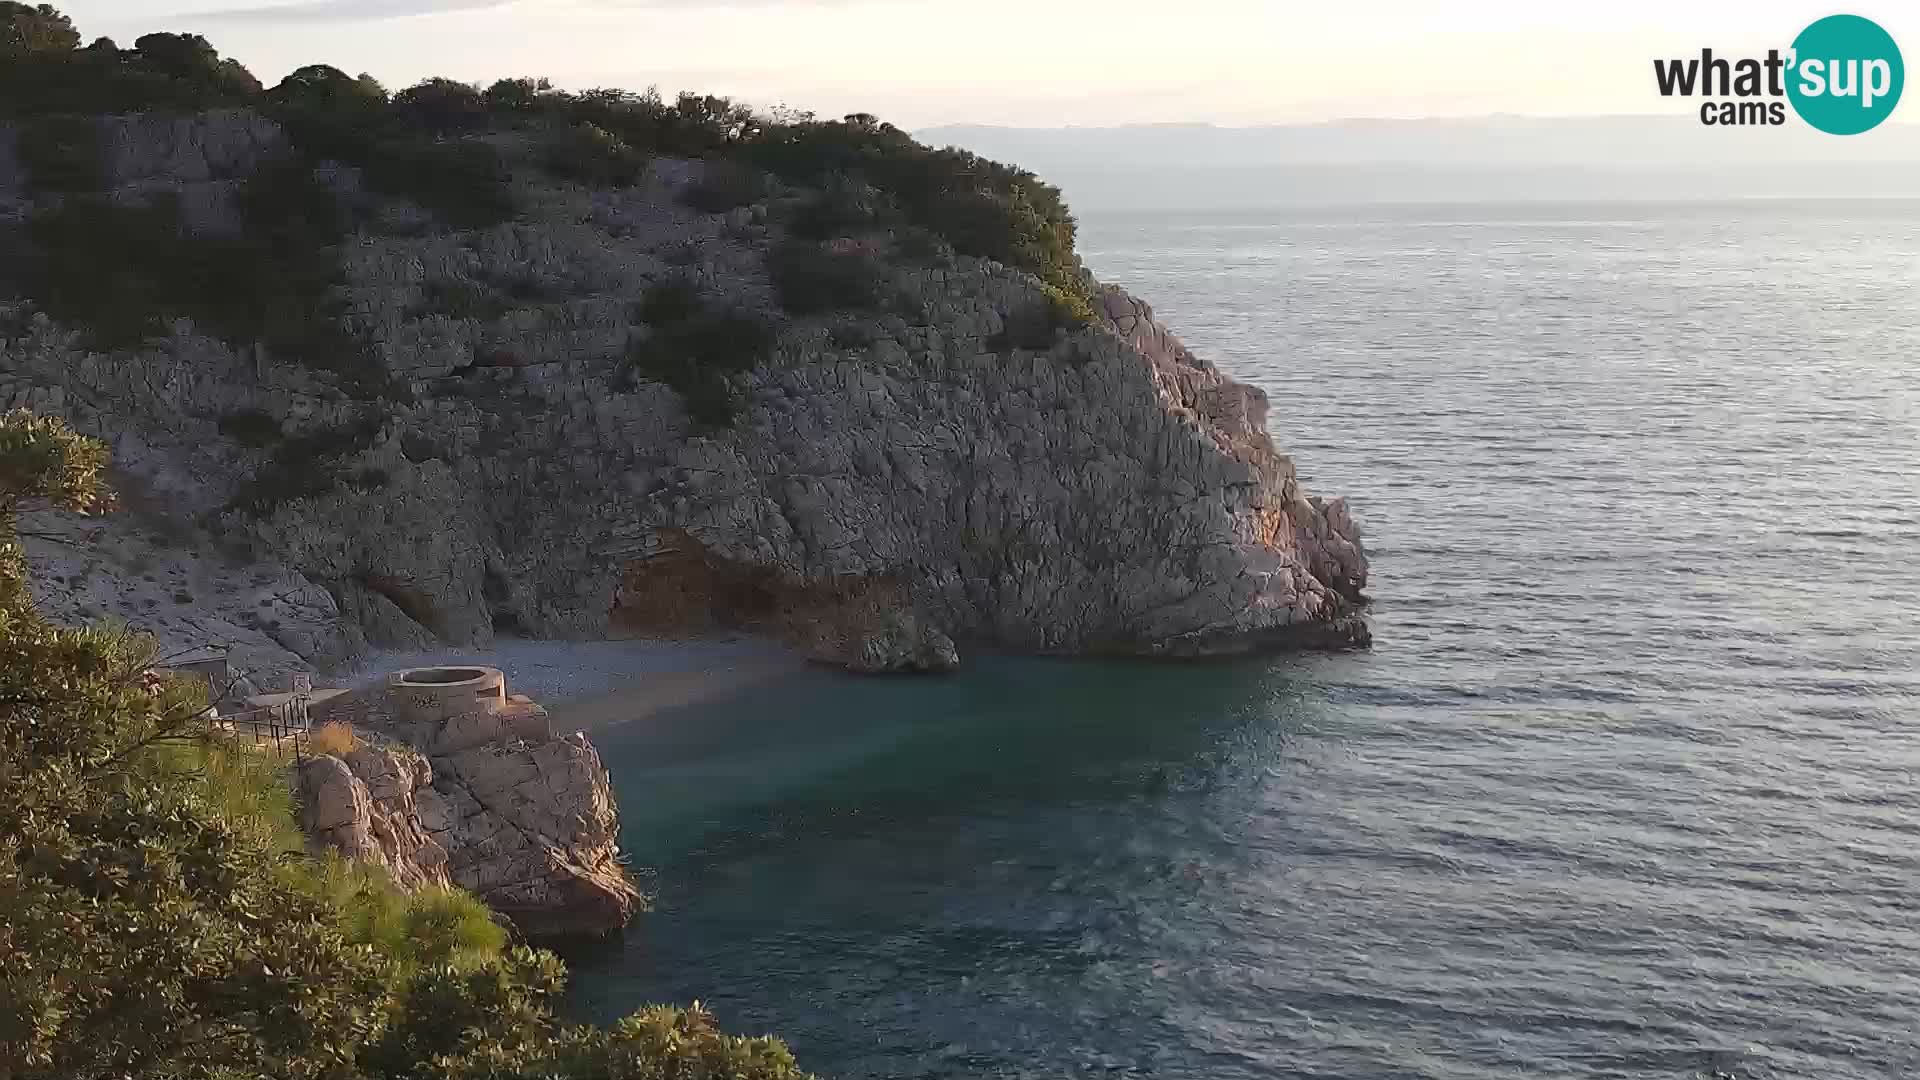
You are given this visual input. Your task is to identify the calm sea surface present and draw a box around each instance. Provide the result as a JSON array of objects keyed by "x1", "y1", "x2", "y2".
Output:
[{"x1": 570, "y1": 202, "x2": 1920, "y2": 1079}]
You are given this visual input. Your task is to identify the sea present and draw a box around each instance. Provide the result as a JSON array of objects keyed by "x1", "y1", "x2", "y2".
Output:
[{"x1": 568, "y1": 200, "x2": 1920, "y2": 1080}]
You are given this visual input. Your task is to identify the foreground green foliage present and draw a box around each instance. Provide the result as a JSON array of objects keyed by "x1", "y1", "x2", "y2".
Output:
[{"x1": 0, "y1": 409, "x2": 814, "y2": 1079}]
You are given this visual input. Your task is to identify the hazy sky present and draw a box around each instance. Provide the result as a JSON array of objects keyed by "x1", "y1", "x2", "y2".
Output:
[{"x1": 53, "y1": 1, "x2": 1918, "y2": 128}]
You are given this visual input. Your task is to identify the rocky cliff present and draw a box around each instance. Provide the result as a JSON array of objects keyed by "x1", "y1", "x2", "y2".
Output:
[{"x1": 1, "y1": 110, "x2": 1367, "y2": 678}]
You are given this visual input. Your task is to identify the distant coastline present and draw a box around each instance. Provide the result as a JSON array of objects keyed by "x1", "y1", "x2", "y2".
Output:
[{"x1": 916, "y1": 115, "x2": 1920, "y2": 210}]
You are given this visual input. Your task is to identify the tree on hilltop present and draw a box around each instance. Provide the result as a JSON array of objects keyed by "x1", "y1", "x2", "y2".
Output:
[
  {"x1": 0, "y1": 2, "x2": 78, "y2": 55},
  {"x1": 395, "y1": 77, "x2": 488, "y2": 134},
  {"x1": 272, "y1": 63, "x2": 391, "y2": 110}
]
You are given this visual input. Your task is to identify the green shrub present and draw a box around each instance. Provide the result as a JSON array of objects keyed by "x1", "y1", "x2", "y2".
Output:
[
  {"x1": 269, "y1": 80, "x2": 517, "y2": 233},
  {"x1": 679, "y1": 158, "x2": 767, "y2": 214},
  {"x1": 268, "y1": 63, "x2": 388, "y2": 112},
  {"x1": 828, "y1": 321, "x2": 877, "y2": 350},
  {"x1": 543, "y1": 121, "x2": 645, "y2": 187},
  {"x1": 483, "y1": 76, "x2": 553, "y2": 112},
  {"x1": 782, "y1": 176, "x2": 892, "y2": 241},
  {"x1": 625, "y1": 291, "x2": 773, "y2": 428},
  {"x1": 16, "y1": 112, "x2": 100, "y2": 191},
  {"x1": 746, "y1": 113, "x2": 1094, "y2": 317},
  {"x1": 24, "y1": 194, "x2": 184, "y2": 348},
  {"x1": 1, "y1": 2, "x2": 81, "y2": 55},
  {"x1": 217, "y1": 408, "x2": 281, "y2": 447},
  {"x1": 557, "y1": 89, "x2": 747, "y2": 160},
  {"x1": 394, "y1": 76, "x2": 487, "y2": 134},
  {"x1": 130, "y1": 31, "x2": 260, "y2": 96},
  {"x1": 230, "y1": 158, "x2": 378, "y2": 382},
  {"x1": 994, "y1": 283, "x2": 1096, "y2": 352},
  {"x1": 1041, "y1": 280, "x2": 1096, "y2": 328},
  {"x1": 636, "y1": 276, "x2": 703, "y2": 327},
  {"x1": 360, "y1": 138, "x2": 515, "y2": 229},
  {"x1": 893, "y1": 225, "x2": 950, "y2": 262},
  {"x1": 399, "y1": 431, "x2": 444, "y2": 462},
  {"x1": 20, "y1": 158, "x2": 372, "y2": 385},
  {"x1": 225, "y1": 411, "x2": 382, "y2": 515},
  {"x1": 768, "y1": 240, "x2": 886, "y2": 316},
  {"x1": 269, "y1": 95, "x2": 384, "y2": 164},
  {"x1": 0, "y1": 28, "x2": 260, "y2": 117}
]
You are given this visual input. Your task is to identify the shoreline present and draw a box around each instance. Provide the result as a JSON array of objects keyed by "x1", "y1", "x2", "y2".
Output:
[{"x1": 336, "y1": 635, "x2": 806, "y2": 731}]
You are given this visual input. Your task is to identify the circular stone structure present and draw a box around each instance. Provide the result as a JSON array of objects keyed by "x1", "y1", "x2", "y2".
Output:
[{"x1": 387, "y1": 665, "x2": 507, "y2": 726}]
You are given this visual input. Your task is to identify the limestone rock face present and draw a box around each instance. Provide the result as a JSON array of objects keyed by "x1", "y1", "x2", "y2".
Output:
[
  {"x1": 102, "y1": 110, "x2": 284, "y2": 188},
  {"x1": 1, "y1": 110, "x2": 1369, "y2": 669},
  {"x1": 802, "y1": 604, "x2": 960, "y2": 674},
  {"x1": 295, "y1": 747, "x2": 450, "y2": 892},
  {"x1": 19, "y1": 504, "x2": 362, "y2": 692},
  {"x1": 426, "y1": 732, "x2": 637, "y2": 939},
  {"x1": 294, "y1": 718, "x2": 639, "y2": 939}
]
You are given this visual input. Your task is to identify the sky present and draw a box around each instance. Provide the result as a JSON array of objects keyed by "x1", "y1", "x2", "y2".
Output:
[{"x1": 52, "y1": 0, "x2": 1920, "y2": 129}]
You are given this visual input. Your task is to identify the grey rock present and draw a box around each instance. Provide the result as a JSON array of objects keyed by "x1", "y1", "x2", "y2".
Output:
[
  {"x1": 295, "y1": 747, "x2": 450, "y2": 892},
  {"x1": 805, "y1": 605, "x2": 961, "y2": 674}
]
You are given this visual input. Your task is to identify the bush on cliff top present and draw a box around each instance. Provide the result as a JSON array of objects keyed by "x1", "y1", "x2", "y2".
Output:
[
  {"x1": 5, "y1": 4, "x2": 1092, "y2": 316},
  {"x1": 0, "y1": 23, "x2": 259, "y2": 117},
  {"x1": 747, "y1": 112, "x2": 1089, "y2": 304},
  {"x1": 7, "y1": 0, "x2": 1094, "y2": 392},
  {"x1": 0, "y1": 2, "x2": 79, "y2": 55},
  {"x1": 0, "y1": 408, "x2": 815, "y2": 1080}
]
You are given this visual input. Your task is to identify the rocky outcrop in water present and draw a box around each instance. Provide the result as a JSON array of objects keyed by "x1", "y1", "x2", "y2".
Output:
[
  {"x1": 2, "y1": 109, "x2": 1368, "y2": 676},
  {"x1": 291, "y1": 672, "x2": 640, "y2": 938}
]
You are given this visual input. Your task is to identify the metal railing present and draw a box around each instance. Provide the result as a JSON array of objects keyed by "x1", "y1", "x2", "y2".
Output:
[{"x1": 223, "y1": 703, "x2": 312, "y2": 763}]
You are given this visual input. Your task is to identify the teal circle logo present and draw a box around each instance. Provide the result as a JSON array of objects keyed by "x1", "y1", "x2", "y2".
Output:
[{"x1": 1787, "y1": 14, "x2": 1904, "y2": 134}]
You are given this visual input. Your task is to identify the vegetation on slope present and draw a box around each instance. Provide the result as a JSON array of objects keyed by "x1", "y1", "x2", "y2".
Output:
[
  {"x1": 625, "y1": 278, "x2": 776, "y2": 429},
  {"x1": 2, "y1": 0, "x2": 1092, "y2": 430},
  {"x1": 0, "y1": 409, "x2": 814, "y2": 1079}
]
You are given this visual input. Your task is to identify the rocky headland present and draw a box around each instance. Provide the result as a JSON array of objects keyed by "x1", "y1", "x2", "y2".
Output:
[{"x1": 1, "y1": 109, "x2": 1367, "y2": 683}]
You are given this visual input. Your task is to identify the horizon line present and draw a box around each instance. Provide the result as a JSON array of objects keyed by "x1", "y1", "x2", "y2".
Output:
[{"x1": 913, "y1": 112, "x2": 1920, "y2": 132}]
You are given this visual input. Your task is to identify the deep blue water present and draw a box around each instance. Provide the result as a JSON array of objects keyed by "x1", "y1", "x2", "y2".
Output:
[{"x1": 570, "y1": 201, "x2": 1920, "y2": 1079}]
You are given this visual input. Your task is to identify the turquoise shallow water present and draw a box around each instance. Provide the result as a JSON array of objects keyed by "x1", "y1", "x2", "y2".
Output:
[{"x1": 570, "y1": 201, "x2": 1920, "y2": 1079}]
